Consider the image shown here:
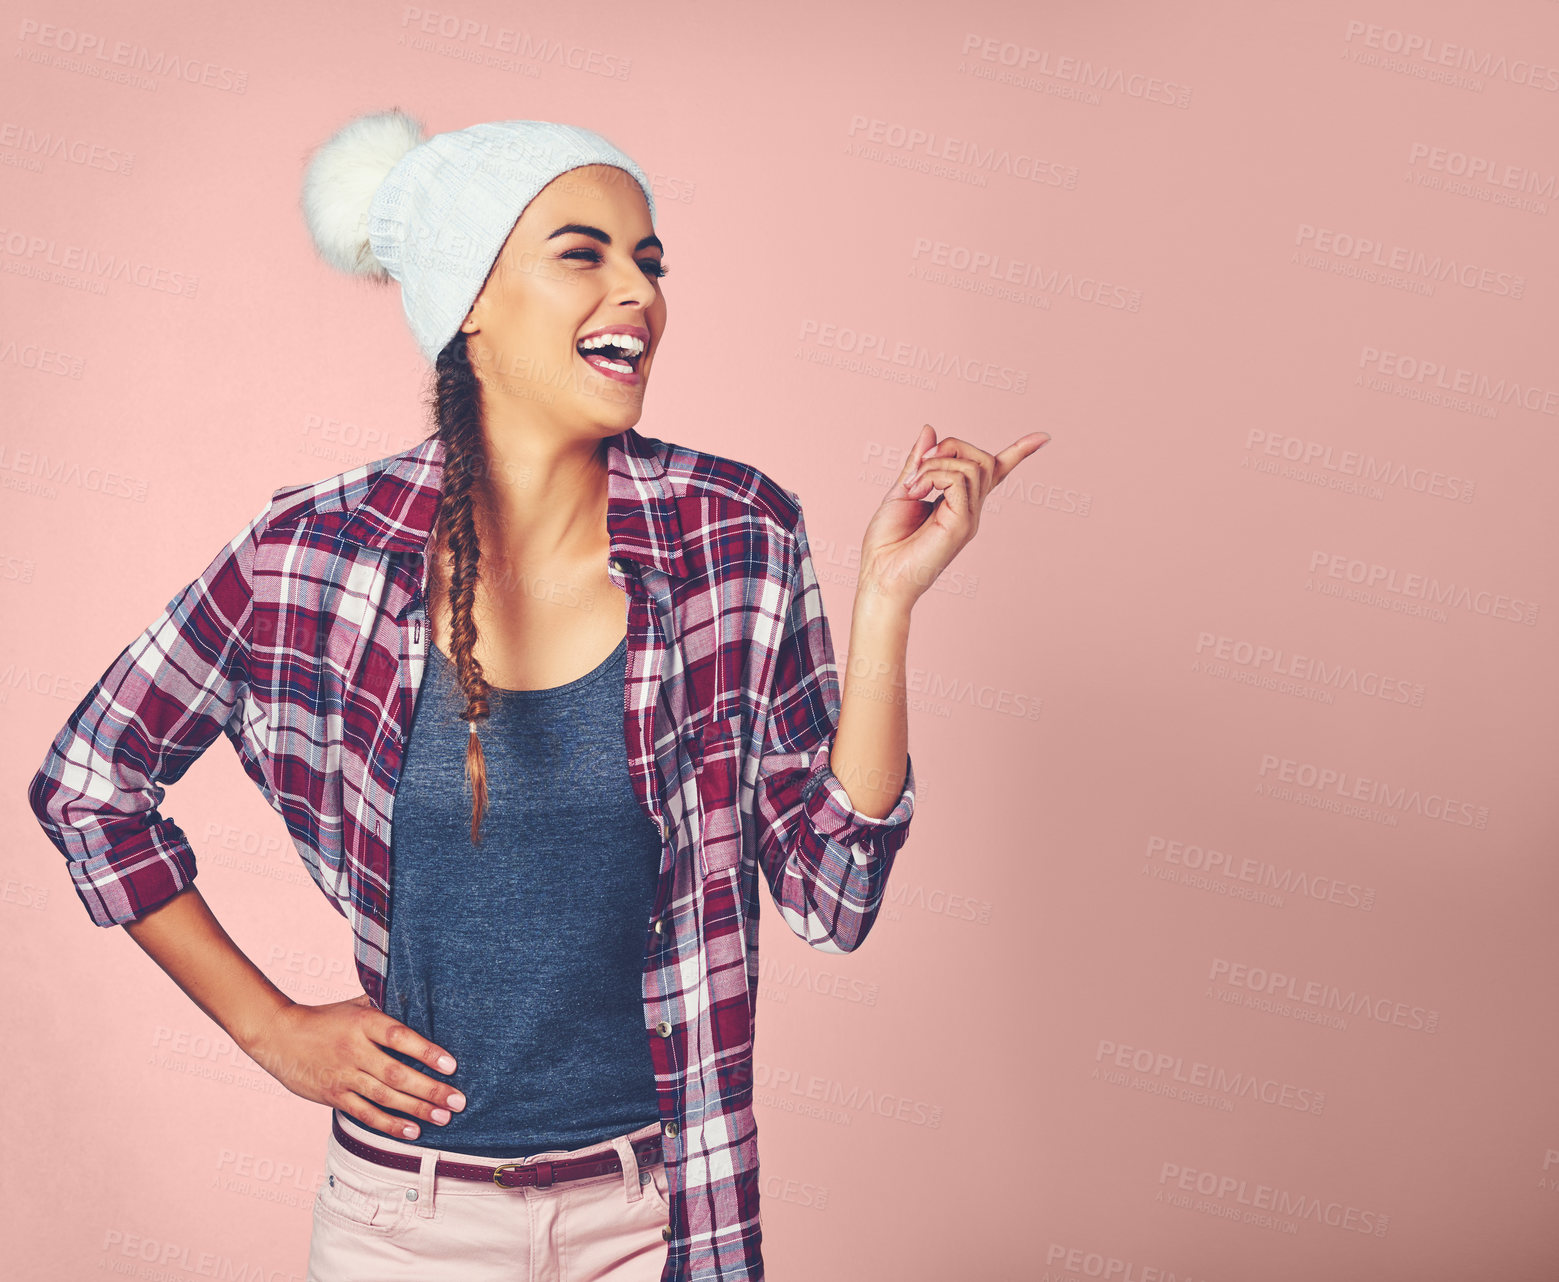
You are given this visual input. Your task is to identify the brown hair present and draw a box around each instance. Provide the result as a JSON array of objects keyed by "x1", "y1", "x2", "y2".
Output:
[{"x1": 427, "y1": 328, "x2": 494, "y2": 845}]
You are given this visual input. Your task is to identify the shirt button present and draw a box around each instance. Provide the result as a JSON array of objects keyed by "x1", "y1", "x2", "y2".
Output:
[
  {"x1": 662, "y1": 1226, "x2": 673, "y2": 1242},
  {"x1": 653, "y1": 917, "x2": 665, "y2": 935},
  {"x1": 610, "y1": 557, "x2": 629, "y2": 573},
  {"x1": 664, "y1": 1121, "x2": 679, "y2": 1138},
  {"x1": 656, "y1": 1020, "x2": 672, "y2": 1037}
]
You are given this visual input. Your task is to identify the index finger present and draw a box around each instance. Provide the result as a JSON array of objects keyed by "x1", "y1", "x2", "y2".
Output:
[
  {"x1": 993, "y1": 432, "x2": 1051, "y2": 484},
  {"x1": 374, "y1": 1010, "x2": 458, "y2": 1075}
]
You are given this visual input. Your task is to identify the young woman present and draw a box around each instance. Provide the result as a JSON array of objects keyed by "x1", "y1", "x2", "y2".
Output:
[{"x1": 28, "y1": 111, "x2": 1048, "y2": 1282}]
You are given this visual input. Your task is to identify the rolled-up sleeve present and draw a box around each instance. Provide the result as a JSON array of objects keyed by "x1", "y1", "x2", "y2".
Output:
[
  {"x1": 26, "y1": 502, "x2": 270, "y2": 927},
  {"x1": 752, "y1": 500, "x2": 916, "y2": 954}
]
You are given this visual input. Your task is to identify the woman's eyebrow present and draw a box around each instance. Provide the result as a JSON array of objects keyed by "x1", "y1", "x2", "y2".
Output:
[{"x1": 546, "y1": 222, "x2": 663, "y2": 253}]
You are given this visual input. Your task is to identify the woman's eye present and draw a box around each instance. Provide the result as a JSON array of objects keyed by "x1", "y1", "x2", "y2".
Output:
[{"x1": 559, "y1": 248, "x2": 669, "y2": 279}]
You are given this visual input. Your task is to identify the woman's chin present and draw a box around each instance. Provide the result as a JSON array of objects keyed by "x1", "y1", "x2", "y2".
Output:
[{"x1": 573, "y1": 374, "x2": 647, "y2": 419}]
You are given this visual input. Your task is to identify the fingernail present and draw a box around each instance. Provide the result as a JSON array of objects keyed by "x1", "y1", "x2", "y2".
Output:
[
  {"x1": 432, "y1": 1108, "x2": 451, "y2": 1124},
  {"x1": 448, "y1": 1092, "x2": 465, "y2": 1110},
  {"x1": 402, "y1": 1124, "x2": 418, "y2": 1139},
  {"x1": 438, "y1": 1055, "x2": 456, "y2": 1072}
]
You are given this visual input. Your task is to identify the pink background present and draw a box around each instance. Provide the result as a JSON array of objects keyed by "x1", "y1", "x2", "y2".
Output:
[{"x1": 6, "y1": 2, "x2": 1558, "y2": 1279}]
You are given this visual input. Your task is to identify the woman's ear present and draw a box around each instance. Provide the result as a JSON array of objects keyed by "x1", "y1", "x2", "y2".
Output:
[{"x1": 460, "y1": 292, "x2": 485, "y2": 335}]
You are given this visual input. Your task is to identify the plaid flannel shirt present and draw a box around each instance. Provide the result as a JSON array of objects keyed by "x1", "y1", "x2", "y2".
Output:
[{"x1": 27, "y1": 426, "x2": 917, "y2": 1282}]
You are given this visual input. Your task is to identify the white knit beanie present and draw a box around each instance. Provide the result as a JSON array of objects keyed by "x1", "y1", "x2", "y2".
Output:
[{"x1": 299, "y1": 109, "x2": 658, "y2": 363}]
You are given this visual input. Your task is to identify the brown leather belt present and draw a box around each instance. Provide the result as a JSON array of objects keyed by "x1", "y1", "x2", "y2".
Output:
[{"x1": 331, "y1": 1112, "x2": 664, "y2": 1190}]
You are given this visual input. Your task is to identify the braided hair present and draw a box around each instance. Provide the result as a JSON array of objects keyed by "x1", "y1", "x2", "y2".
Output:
[{"x1": 427, "y1": 329, "x2": 494, "y2": 845}]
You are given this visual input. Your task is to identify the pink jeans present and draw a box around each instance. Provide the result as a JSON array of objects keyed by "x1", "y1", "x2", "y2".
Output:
[{"x1": 307, "y1": 1110, "x2": 671, "y2": 1281}]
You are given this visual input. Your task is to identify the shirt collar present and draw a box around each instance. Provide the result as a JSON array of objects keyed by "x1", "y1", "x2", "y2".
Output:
[{"x1": 337, "y1": 427, "x2": 688, "y2": 579}]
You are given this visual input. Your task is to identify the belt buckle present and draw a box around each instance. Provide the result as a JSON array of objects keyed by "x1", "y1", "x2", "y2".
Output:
[{"x1": 492, "y1": 1159, "x2": 553, "y2": 1188}]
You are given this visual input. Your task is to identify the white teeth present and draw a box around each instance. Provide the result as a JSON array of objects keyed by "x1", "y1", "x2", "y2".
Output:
[{"x1": 577, "y1": 332, "x2": 646, "y2": 355}]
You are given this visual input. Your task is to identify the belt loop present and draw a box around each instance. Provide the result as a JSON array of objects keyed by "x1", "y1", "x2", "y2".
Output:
[
  {"x1": 611, "y1": 1134, "x2": 644, "y2": 1204},
  {"x1": 417, "y1": 1148, "x2": 437, "y2": 1218}
]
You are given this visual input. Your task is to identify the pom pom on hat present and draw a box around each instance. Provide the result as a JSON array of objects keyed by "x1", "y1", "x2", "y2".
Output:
[{"x1": 301, "y1": 108, "x2": 426, "y2": 280}]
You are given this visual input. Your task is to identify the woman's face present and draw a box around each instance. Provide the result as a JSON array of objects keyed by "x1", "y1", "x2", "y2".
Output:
[{"x1": 459, "y1": 163, "x2": 667, "y2": 435}]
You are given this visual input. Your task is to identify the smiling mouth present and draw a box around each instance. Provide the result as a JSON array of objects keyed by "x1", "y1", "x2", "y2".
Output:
[{"x1": 576, "y1": 334, "x2": 647, "y2": 375}]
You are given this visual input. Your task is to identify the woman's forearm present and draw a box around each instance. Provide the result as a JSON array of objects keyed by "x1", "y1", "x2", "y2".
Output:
[
  {"x1": 122, "y1": 886, "x2": 295, "y2": 1057},
  {"x1": 831, "y1": 587, "x2": 913, "y2": 820}
]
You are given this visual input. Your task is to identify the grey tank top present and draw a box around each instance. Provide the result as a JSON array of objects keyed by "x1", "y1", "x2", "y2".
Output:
[{"x1": 360, "y1": 631, "x2": 663, "y2": 1156}]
